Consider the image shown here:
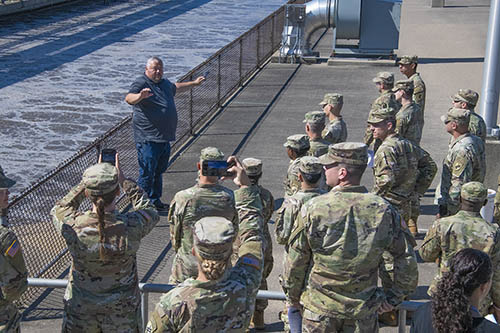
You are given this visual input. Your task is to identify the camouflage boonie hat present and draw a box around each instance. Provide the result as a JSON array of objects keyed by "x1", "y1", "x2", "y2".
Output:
[
  {"x1": 398, "y1": 55, "x2": 418, "y2": 65},
  {"x1": 372, "y1": 72, "x2": 394, "y2": 85},
  {"x1": 451, "y1": 89, "x2": 479, "y2": 107},
  {"x1": 461, "y1": 181, "x2": 487, "y2": 203},
  {"x1": 0, "y1": 165, "x2": 16, "y2": 189},
  {"x1": 319, "y1": 142, "x2": 368, "y2": 166},
  {"x1": 193, "y1": 217, "x2": 235, "y2": 261},
  {"x1": 283, "y1": 134, "x2": 310, "y2": 151},
  {"x1": 298, "y1": 156, "x2": 322, "y2": 174},
  {"x1": 392, "y1": 79, "x2": 414, "y2": 92},
  {"x1": 82, "y1": 163, "x2": 119, "y2": 196},
  {"x1": 367, "y1": 105, "x2": 397, "y2": 124},
  {"x1": 303, "y1": 111, "x2": 326, "y2": 124},
  {"x1": 242, "y1": 158, "x2": 262, "y2": 176},
  {"x1": 200, "y1": 147, "x2": 224, "y2": 162},
  {"x1": 319, "y1": 93, "x2": 343, "y2": 106},
  {"x1": 440, "y1": 107, "x2": 470, "y2": 124}
]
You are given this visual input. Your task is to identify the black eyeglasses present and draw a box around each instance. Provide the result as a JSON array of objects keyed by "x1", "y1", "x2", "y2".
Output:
[{"x1": 323, "y1": 163, "x2": 337, "y2": 171}]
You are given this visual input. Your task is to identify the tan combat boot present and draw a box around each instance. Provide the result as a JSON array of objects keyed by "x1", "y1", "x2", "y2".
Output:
[
  {"x1": 407, "y1": 218, "x2": 418, "y2": 236},
  {"x1": 250, "y1": 310, "x2": 265, "y2": 330}
]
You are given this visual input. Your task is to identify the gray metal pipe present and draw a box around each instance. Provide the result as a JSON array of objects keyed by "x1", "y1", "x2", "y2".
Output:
[
  {"x1": 303, "y1": 0, "x2": 336, "y2": 54},
  {"x1": 480, "y1": 0, "x2": 500, "y2": 134}
]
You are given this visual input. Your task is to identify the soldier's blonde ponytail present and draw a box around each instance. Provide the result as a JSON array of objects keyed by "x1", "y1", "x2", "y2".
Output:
[
  {"x1": 200, "y1": 259, "x2": 228, "y2": 280},
  {"x1": 88, "y1": 191, "x2": 116, "y2": 261}
]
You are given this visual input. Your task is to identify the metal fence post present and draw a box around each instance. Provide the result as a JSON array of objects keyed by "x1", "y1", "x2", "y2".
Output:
[
  {"x1": 239, "y1": 39, "x2": 243, "y2": 85},
  {"x1": 257, "y1": 25, "x2": 261, "y2": 66},
  {"x1": 271, "y1": 14, "x2": 275, "y2": 49},
  {"x1": 217, "y1": 54, "x2": 222, "y2": 107},
  {"x1": 141, "y1": 289, "x2": 149, "y2": 332},
  {"x1": 189, "y1": 74, "x2": 194, "y2": 135}
]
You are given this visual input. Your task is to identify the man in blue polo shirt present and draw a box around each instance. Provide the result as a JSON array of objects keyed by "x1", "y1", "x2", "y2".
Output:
[{"x1": 125, "y1": 56, "x2": 204, "y2": 210}]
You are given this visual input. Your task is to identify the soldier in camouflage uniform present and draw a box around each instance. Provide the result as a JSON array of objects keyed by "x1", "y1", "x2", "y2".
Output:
[
  {"x1": 494, "y1": 175, "x2": 500, "y2": 227},
  {"x1": 168, "y1": 147, "x2": 238, "y2": 284},
  {"x1": 304, "y1": 111, "x2": 330, "y2": 158},
  {"x1": 146, "y1": 158, "x2": 265, "y2": 332},
  {"x1": 451, "y1": 89, "x2": 486, "y2": 142},
  {"x1": 320, "y1": 93, "x2": 348, "y2": 144},
  {"x1": 399, "y1": 55, "x2": 426, "y2": 118},
  {"x1": 0, "y1": 167, "x2": 27, "y2": 333},
  {"x1": 276, "y1": 156, "x2": 325, "y2": 332},
  {"x1": 420, "y1": 182, "x2": 500, "y2": 315},
  {"x1": 51, "y1": 162, "x2": 160, "y2": 332},
  {"x1": 282, "y1": 142, "x2": 418, "y2": 333},
  {"x1": 365, "y1": 72, "x2": 400, "y2": 153},
  {"x1": 436, "y1": 108, "x2": 486, "y2": 217},
  {"x1": 393, "y1": 80, "x2": 423, "y2": 145},
  {"x1": 242, "y1": 158, "x2": 274, "y2": 330},
  {"x1": 368, "y1": 106, "x2": 437, "y2": 232},
  {"x1": 283, "y1": 135, "x2": 310, "y2": 197}
]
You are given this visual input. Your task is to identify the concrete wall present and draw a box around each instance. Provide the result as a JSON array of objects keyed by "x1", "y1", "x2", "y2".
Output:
[{"x1": 0, "y1": 0, "x2": 73, "y2": 17}]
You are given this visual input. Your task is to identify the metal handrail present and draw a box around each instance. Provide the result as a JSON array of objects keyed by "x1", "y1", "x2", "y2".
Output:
[{"x1": 26, "y1": 278, "x2": 424, "y2": 332}]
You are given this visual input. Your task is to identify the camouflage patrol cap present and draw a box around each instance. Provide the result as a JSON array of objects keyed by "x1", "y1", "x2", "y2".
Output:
[
  {"x1": 242, "y1": 158, "x2": 262, "y2": 176},
  {"x1": 398, "y1": 55, "x2": 418, "y2": 65},
  {"x1": 299, "y1": 156, "x2": 322, "y2": 174},
  {"x1": 440, "y1": 107, "x2": 471, "y2": 124},
  {"x1": 193, "y1": 217, "x2": 235, "y2": 261},
  {"x1": 0, "y1": 165, "x2": 16, "y2": 189},
  {"x1": 283, "y1": 134, "x2": 310, "y2": 151},
  {"x1": 303, "y1": 111, "x2": 326, "y2": 124},
  {"x1": 319, "y1": 142, "x2": 368, "y2": 166},
  {"x1": 367, "y1": 105, "x2": 397, "y2": 124},
  {"x1": 372, "y1": 72, "x2": 394, "y2": 85},
  {"x1": 200, "y1": 147, "x2": 224, "y2": 162},
  {"x1": 319, "y1": 93, "x2": 343, "y2": 106},
  {"x1": 392, "y1": 79, "x2": 414, "y2": 92},
  {"x1": 461, "y1": 181, "x2": 487, "y2": 203},
  {"x1": 451, "y1": 89, "x2": 479, "y2": 107},
  {"x1": 82, "y1": 163, "x2": 119, "y2": 196}
]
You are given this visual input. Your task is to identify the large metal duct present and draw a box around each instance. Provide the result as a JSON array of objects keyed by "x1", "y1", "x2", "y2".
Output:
[{"x1": 302, "y1": 0, "x2": 361, "y2": 55}]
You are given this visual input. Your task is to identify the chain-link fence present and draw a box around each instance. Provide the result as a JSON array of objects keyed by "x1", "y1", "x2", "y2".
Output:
[{"x1": 7, "y1": 3, "x2": 288, "y2": 307}]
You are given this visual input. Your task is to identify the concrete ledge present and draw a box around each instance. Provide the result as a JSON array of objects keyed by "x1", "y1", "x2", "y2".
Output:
[
  {"x1": 485, "y1": 138, "x2": 500, "y2": 189},
  {"x1": 0, "y1": 0, "x2": 72, "y2": 17}
]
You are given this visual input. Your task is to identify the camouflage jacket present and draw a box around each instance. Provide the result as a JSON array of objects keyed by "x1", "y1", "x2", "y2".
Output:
[
  {"x1": 364, "y1": 90, "x2": 400, "y2": 149},
  {"x1": 438, "y1": 133, "x2": 486, "y2": 215},
  {"x1": 275, "y1": 188, "x2": 324, "y2": 246},
  {"x1": 257, "y1": 185, "x2": 274, "y2": 275},
  {"x1": 284, "y1": 158, "x2": 302, "y2": 197},
  {"x1": 419, "y1": 210, "x2": 500, "y2": 309},
  {"x1": 0, "y1": 224, "x2": 28, "y2": 323},
  {"x1": 322, "y1": 117, "x2": 347, "y2": 145},
  {"x1": 51, "y1": 180, "x2": 159, "y2": 309},
  {"x1": 373, "y1": 134, "x2": 437, "y2": 208},
  {"x1": 409, "y1": 73, "x2": 426, "y2": 116},
  {"x1": 308, "y1": 137, "x2": 330, "y2": 158},
  {"x1": 395, "y1": 102, "x2": 423, "y2": 145},
  {"x1": 146, "y1": 186, "x2": 264, "y2": 332},
  {"x1": 169, "y1": 183, "x2": 238, "y2": 282},
  {"x1": 469, "y1": 111, "x2": 487, "y2": 142},
  {"x1": 283, "y1": 185, "x2": 418, "y2": 319}
]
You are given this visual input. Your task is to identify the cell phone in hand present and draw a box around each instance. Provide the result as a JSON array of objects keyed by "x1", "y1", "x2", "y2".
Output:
[
  {"x1": 100, "y1": 149, "x2": 117, "y2": 165},
  {"x1": 201, "y1": 160, "x2": 234, "y2": 177}
]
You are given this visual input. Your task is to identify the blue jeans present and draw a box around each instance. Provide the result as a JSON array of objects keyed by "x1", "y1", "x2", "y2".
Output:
[{"x1": 136, "y1": 141, "x2": 171, "y2": 204}]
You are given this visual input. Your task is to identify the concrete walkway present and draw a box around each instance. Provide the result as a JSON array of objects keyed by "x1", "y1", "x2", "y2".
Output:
[{"x1": 21, "y1": 0, "x2": 492, "y2": 332}]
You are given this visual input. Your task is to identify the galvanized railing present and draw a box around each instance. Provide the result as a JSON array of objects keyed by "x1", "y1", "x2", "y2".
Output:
[
  {"x1": 26, "y1": 278, "x2": 424, "y2": 333},
  {"x1": 8, "y1": 2, "x2": 291, "y2": 307}
]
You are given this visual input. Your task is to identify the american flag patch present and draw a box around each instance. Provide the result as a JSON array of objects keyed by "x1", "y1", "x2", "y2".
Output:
[
  {"x1": 5, "y1": 240, "x2": 19, "y2": 258},
  {"x1": 241, "y1": 256, "x2": 260, "y2": 270}
]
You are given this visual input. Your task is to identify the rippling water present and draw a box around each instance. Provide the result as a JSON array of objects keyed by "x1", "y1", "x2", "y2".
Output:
[{"x1": 0, "y1": 0, "x2": 286, "y2": 193}]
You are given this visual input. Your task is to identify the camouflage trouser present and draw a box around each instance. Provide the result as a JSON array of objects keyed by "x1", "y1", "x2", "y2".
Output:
[
  {"x1": 0, "y1": 304, "x2": 21, "y2": 333},
  {"x1": 255, "y1": 229, "x2": 274, "y2": 311},
  {"x1": 169, "y1": 252, "x2": 198, "y2": 285},
  {"x1": 302, "y1": 309, "x2": 378, "y2": 333},
  {"x1": 408, "y1": 193, "x2": 420, "y2": 227},
  {"x1": 63, "y1": 298, "x2": 141, "y2": 333}
]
